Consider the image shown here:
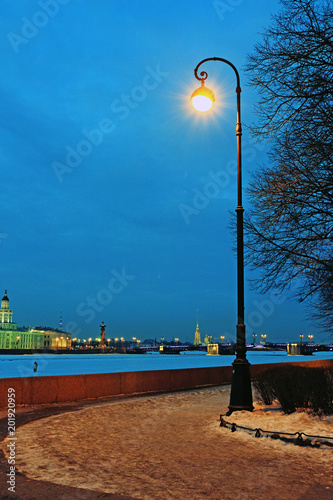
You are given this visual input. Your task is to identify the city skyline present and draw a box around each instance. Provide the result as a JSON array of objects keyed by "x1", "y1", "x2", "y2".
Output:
[
  {"x1": 1, "y1": 0, "x2": 330, "y2": 344},
  {"x1": 1, "y1": 286, "x2": 324, "y2": 345}
]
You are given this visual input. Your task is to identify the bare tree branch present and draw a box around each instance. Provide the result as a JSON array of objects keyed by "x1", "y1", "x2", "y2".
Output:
[{"x1": 245, "y1": 0, "x2": 333, "y2": 332}]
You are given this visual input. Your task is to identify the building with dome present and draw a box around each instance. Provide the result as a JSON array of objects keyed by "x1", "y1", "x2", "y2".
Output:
[
  {"x1": 0, "y1": 290, "x2": 16, "y2": 330},
  {"x1": 0, "y1": 290, "x2": 71, "y2": 350}
]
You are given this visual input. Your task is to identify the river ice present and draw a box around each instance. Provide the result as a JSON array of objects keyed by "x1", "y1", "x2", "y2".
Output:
[{"x1": 1, "y1": 350, "x2": 332, "y2": 379}]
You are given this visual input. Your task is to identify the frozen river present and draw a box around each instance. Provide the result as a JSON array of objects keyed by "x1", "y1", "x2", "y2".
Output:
[{"x1": 0, "y1": 350, "x2": 332, "y2": 379}]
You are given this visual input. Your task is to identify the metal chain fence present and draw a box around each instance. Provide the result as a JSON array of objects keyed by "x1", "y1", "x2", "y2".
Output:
[{"x1": 220, "y1": 415, "x2": 333, "y2": 448}]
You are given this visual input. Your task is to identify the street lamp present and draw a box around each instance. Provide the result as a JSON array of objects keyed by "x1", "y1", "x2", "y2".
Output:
[
  {"x1": 191, "y1": 80, "x2": 215, "y2": 112},
  {"x1": 308, "y1": 334, "x2": 314, "y2": 343},
  {"x1": 191, "y1": 57, "x2": 253, "y2": 414},
  {"x1": 300, "y1": 334, "x2": 304, "y2": 345}
]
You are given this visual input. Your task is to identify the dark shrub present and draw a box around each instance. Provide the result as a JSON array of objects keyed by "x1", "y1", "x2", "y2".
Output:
[
  {"x1": 306, "y1": 368, "x2": 333, "y2": 414},
  {"x1": 253, "y1": 371, "x2": 275, "y2": 405},
  {"x1": 254, "y1": 365, "x2": 333, "y2": 415}
]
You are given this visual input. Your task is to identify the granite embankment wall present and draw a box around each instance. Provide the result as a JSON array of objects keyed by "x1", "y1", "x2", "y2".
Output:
[{"x1": 0, "y1": 358, "x2": 332, "y2": 408}]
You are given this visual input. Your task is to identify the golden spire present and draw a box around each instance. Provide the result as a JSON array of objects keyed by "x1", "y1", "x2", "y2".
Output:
[{"x1": 194, "y1": 308, "x2": 201, "y2": 345}]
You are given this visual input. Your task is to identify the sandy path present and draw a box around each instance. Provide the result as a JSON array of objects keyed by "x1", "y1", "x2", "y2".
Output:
[{"x1": 2, "y1": 387, "x2": 333, "y2": 499}]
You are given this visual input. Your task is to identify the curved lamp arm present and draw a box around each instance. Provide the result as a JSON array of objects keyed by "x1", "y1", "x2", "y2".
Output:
[{"x1": 194, "y1": 57, "x2": 241, "y2": 92}]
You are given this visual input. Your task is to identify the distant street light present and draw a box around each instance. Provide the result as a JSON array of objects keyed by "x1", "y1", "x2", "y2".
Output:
[
  {"x1": 308, "y1": 334, "x2": 314, "y2": 343},
  {"x1": 191, "y1": 57, "x2": 253, "y2": 414},
  {"x1": 300, "y1": 334, "x2": 304, "y2": 345}
]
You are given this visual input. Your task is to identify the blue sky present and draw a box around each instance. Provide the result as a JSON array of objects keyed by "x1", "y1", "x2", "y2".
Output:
[{"x1": 1, "y1": 0, "x2": 327, "y2": 344}]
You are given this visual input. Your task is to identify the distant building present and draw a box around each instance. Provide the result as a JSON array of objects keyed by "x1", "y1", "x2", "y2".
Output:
[
  {"x1": 142, "y1": 339, "x2": 156, "y2": 346},
  {"x1": 0, "y1": 290, "x2": 71, "y2": 350},
  {"x1": 0, "y1": 290, "x2": 16, "y2": 330},
  {"x1": 33, "y1": 328, "x2": 71, "y2": 349},
  {"x1": 207, "y1": 344, "x2": 219, "y2": 355},
  {"x1": 193, "y1": 309, "x2": 201, "y2": 345},
  {"x1": 0, "y1": 291, "x2": 44, "y2": 349}
]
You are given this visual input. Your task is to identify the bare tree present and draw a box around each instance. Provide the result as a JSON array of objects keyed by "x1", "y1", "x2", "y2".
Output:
[
  {"x1": 247, "y1": 0, "x2": 333, "y2": 141},
  {"x1": 245, "y1": 0, "x2": 333, "y2": 330}
]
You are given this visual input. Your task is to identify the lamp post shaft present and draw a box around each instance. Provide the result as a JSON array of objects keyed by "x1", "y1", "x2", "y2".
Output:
[
  {"x1": 235, "y1": 86, "x2": 246, "y2": 359},
  {"x1": 194, "y1": 58, "x2": 253, "y2": 413}
]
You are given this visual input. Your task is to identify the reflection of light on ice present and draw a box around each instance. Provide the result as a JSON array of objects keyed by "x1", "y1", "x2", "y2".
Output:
[
  {"x1": 180, "y1": 351, "x2": 206, "y2": 355},
  {"x1": 0, "y1": 351, "x2": 332, "y2": 379}
]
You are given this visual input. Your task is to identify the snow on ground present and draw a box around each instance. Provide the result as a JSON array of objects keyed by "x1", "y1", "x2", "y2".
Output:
[
  {"x1": 223, "y1": 400, "x2": 333, "y2": 444},
  {"x1": 1, "y1": 350, "x2": 333, "y2": 379},
  {"x1": 2, "y1": 386, "x2": 332, "y2": 499}
]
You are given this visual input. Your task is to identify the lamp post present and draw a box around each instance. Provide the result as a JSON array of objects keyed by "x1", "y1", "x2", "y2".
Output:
[{"x1": 191, "y1": 57, "x2": 253, "y2": 414}]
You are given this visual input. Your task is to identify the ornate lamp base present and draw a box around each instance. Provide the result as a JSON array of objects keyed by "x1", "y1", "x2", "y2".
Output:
[{"x1": 227, "y1": 357, "x2": 254, "y2": 415}]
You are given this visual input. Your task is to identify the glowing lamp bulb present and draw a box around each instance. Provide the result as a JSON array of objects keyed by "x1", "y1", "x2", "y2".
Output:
[{"x1": 191, "y1": 81, "x2": 215, "y2": 112}]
